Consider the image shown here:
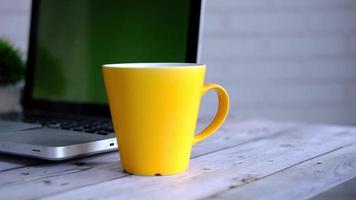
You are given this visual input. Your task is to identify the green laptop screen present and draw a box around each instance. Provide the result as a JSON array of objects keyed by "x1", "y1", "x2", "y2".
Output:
[{"x1": 32, "y1": 0, "x2": 190, "y2": 104}]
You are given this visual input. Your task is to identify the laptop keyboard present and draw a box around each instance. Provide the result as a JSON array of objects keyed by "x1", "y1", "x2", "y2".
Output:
[
  {"x1": 31, "y1": 118, "x2": 114, "y2": 135},
  {"x1": 1, "y1": 114, "x2": 114, "y2": 136}
]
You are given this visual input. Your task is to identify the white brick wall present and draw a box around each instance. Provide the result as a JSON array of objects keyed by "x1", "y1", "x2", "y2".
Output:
[
  {"x1": 1, "y1": 0, "x2": 356, "y2": 125},
  {"x1": 200, "y1": 0, "x2": 356, "y2": 125},
  {"x1": 0, "y1": 0, "x2": 31, "y2": 57}
]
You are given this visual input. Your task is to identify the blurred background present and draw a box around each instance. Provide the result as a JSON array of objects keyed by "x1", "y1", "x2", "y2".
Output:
[{"x1": 1, "y1": 0, "x2": 356, "y2": 125}]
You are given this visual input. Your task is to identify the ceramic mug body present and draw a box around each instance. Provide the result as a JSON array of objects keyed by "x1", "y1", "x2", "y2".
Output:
[{"x1": 102, "y1": 63, "x2": 229, "y2": 175}]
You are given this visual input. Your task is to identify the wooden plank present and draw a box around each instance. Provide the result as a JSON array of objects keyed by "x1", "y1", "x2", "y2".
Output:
[
  {"x1": 0, "y1": 120, "x2": 296, "y2": 200},
  {"x1": 206, "y1": 142, "x2": 356, "y2": 200},
  {"x1": 40, "y1": 124, "x2": 356, "y2": 200},
  {"x1": 193, "y1": 119, "x2": 298, "y2": 157}
]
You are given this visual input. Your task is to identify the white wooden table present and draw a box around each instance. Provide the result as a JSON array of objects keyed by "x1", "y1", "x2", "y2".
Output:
[{"x1": 1, "y1": 118, "x2": 356, "y2": 200}]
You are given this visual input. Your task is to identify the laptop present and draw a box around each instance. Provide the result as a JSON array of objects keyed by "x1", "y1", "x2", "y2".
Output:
[{"x1": 0, "y1": 0, "x2": 204, "y2": 160}]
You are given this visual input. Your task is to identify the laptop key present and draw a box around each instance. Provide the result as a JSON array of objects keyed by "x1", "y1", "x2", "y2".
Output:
[
  {"x1": 72, "y1": 127, "x2": 83, "y2": 132},
  {"x1": 83, "y1": 129, "x2": 96, "y2": 133},
  {"x1": 47, "y1": 123, "x2": 61, "y2": 128},
  {"x1": 96, "y1": 131, "x2": 109, "y2": 135}
]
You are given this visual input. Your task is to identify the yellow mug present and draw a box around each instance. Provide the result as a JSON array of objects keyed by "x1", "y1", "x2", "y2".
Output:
[{"x1": 102, "y1": 63, "x2": 229, "y2": 175}]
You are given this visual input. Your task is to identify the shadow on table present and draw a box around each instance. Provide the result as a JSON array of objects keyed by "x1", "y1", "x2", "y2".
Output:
[
  {"x1": 0, "y1": 153, "x2": 43, "y2": 171},
  {"x1": 309, "y1": 177, "x2": 356, "y2": 200},
  {"x1": 0, "y1": 151, "x2": 119, "y2": 173}
]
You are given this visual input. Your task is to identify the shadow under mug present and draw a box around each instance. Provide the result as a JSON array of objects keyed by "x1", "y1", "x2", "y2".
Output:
[{"x1": 103, "y1": 63, "x2": 229, "y2": 175}]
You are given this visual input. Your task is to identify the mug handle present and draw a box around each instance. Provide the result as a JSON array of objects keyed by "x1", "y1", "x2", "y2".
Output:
[{"x1": 193, "y1": 83, "x2": 230, "y2": 145}]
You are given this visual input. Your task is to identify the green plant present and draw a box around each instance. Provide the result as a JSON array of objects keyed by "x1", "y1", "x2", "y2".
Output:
[{"x1": 0, "y1": 38, "x2": 25, "y2": 86}]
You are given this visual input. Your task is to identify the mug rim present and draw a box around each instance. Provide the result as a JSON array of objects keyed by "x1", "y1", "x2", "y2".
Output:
[{"x1": 102, "y1": 62, "x2": 205, "y2": 68}]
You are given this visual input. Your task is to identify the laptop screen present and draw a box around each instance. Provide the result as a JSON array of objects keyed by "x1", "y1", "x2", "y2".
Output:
[{"x1": 31, "y1": 0, "x2": 191, "y2": 105}]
